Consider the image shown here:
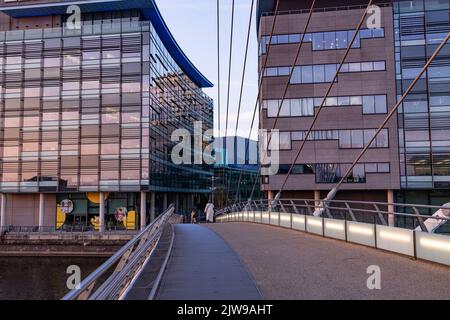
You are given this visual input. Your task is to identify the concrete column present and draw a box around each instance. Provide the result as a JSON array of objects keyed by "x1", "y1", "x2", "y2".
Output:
[
  {"x1": 39, "y1": 193, "x2": 45, "y2": 231},
  {"x1": 150, "y1": 192, "x2": 156, "y2": 223},
  {"x1": 268, "y1": 190, "x2": 274, "y2": 200},
  {"x1": 163, "y1": 193, "x2": 168, "y2": 211},
  {"x1": 387, "y1": 190, "x2": 395, "y2": 227},
  {"x1": 0, "y1": 194, "x2": 7, "y2": 231},
  {"x1": 314, "y1": 190, "x2": 321, "y2": 210},
  {"x1": 99, "y1": 192, "x2": 105, "y2": 233},
  {"x1": 140, "y1": 191, "x2": 147, "y2": 231}
]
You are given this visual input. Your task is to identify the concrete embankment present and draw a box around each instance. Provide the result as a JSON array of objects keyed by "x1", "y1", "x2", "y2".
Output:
[{"x1": 0, "y1": 233, "x2": 136, "y2": 257}]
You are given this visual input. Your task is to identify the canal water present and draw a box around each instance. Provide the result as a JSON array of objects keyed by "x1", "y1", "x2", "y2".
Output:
[{"x1": 0, "y1": 257, "x2": 106, "y2": 300}]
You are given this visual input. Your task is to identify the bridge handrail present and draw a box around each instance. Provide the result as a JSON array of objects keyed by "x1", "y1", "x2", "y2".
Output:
[
  {"x1": 62, "y1": 204, "x2": 175, "y2": 300},
  {"x1": 217, "y1": 198, "x2": 450, "y2": 229}
]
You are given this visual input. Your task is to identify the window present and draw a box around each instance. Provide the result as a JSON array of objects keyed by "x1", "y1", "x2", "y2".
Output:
[
  {"x1": 302, "y1": 98, "x2": 314, "y2": 116},
  {"x1": 301, "y1": 65, "x2": 313, "y2": 83},
  {"x1": 278, "y1": 67, "x2": 290, "y2": 76},
  {"x1": 64, "y1": 55, "x2": 80, "y2": 66},
  {"x1": 267, "y1": 100, "x2": 279, "y2": 117},
  {"x1": 348, "y1": 30, "x2": 361, "y2": 48},
  {"x1": 363, "y1": 96, "x2": 375, "y2": 114},
  {"x1": 339, "y1": 130, "x2": 351, "y2": 148},
  {"x1": 372, "y1": 28, "x2": 384, "y2": 38},
  {"x1": 375, "y1": 95, "x2": 387, "y2": 113},
  {"x1": 376, "y1": 129, "x2": 389, "y2": 147},
  {"x1": 349, "y1": 62, "x2": 361, "y2": 72},
  {"x1": 44, "y1": 57, "x2": 60, "y2": 68},
  {"x1": 265, "y1": 67, "x2": 278, "y2": 77},
  {"x1": 378, "y1": 163, "x2": 390, "y2": 173},
  {"x1": 360, "y1": 29, "x2": 372, "y2": 38},
  {"x1": 279, "y1": 132, "x2": 291, "y2": 150},
  {"x1": 279, "y1": 100, "x2": 290, "y2": 117},
  {"x1": 313, "y1": 65, "x2": 325, "y2": 83},
  {"x1": 338, "y1": 96, "x2": 350, "y2": 106},
  {"x1": 290, "y1": 99, "x2": 302, "y2": 116},
  {"x1": 350, "y1": 96, "x2": 362, "y2": 105},
  {"x1": 351, "y1": 130, "x2": 364, "y2": 148},
  {"x1": 313, "y1": 32, "x2": 324, "y2": 50},
  {"x1": 373, "y1": 61, "x2": 385, "y2": 71},
  {"x1": 325, "y1": 64, "x2": 336, "y2": 82},
  {"x1": 324, "y1": 32, "x2": 336, "y2": 49},
  {"x1": 361, "y1": 62, "x2": 373, "y2": 72},
  {"x1": 291, "y1": 67, "x2": 301, "y2": 83},
  {"x1": 336, "y1": 31, "x2": 348, "y2": 49},
  {"x1": 289, "y1": 34, "x2": 300, "y2": 43}
]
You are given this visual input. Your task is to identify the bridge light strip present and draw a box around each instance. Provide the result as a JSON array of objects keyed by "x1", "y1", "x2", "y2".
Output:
[
  {"x1": 348, "y1": 225, "x2": 374, "y2": 236},
  {"x1": 420, "y1": 238, "x2": 450, "y2": 253},
  {"x1": 292, "y1": 216, "x2": 305, "y2": 223},
  {"x1": 308, "y1": 219, "x2": 322, "y2": 228},
  {"x1": 325, "y1": 221, "x2": 345, "y2": 232},
  {"x1": 378, "y1": 230, "x2": 412, "y2": 243}
]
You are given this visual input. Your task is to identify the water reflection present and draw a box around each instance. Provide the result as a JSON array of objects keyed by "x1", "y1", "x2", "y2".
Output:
[{"x1": 0, "y1": 257, "x2": 106, "y2": 300}]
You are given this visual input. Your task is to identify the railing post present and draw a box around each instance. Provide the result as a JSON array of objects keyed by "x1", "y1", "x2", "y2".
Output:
[
  {"x1": 39, "y1": 193, "x2": 45, "y2": 232},
  {"x1": 373, "y1": 215, "x2": 378, "y2": 249},
  {"x1": 387, "y1": 190, "x2": 395, "y2": 227},
  {"x1": 1, "y1": 194, "x2": 7, "y2": 232},
  {"x1": 344, "y1": 211, "x2": 348, "y2": 242},
  {"x1": 99, "y1": 192, "x2": 105, "y2": 233}
]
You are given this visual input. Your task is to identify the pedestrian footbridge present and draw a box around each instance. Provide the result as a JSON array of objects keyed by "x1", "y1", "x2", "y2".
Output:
[{"x1": 62, "y1": 199, "x2": 450, "y2": 300}]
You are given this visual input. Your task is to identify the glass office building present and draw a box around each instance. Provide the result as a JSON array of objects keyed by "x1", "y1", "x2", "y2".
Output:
[
  {"x1": 0, "y1": 0, "x2": 213, "y2": 229},
  {"x1": 393, "y1": 0, "x2": 450, "y2": 206}
]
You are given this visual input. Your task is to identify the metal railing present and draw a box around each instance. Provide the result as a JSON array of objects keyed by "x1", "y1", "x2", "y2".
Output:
[
  {"x1": 0, "y1": 225, "x2": 138, "y2": 235},
  {"x1": 62, "y1": 204, "x2": 175, "y2": 300},
  {"x1": 218, "y1": 199, "x2": 450, "y2": 234}
]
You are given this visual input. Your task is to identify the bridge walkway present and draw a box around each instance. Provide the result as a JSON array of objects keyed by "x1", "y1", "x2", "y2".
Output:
[
  {"x1": 156, "y1": 224, "x2": 262, "y2": 300},
  {"x1": 207, "y1": 223, "x2": 450, "y2": 300}
]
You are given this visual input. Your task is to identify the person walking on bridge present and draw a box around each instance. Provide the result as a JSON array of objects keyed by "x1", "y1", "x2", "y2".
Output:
[
  {"x1": 191, "y1": 208, "x2": 198, "y2": 224},
  {"x1": 204, "y1": 200, "x2": 215, "y2": 223}
]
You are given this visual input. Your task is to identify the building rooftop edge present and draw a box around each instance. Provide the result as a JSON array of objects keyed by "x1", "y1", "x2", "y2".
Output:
[{"x1": 0, "y1": 0, "x2": 214, "y2": 88}]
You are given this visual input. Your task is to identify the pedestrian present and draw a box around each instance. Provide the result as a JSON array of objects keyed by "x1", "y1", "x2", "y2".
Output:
[
  {"x1": 191, "y1": 208, "x2": 198, "y2": 224},
  {"x1": 204, "y1": 200, "x2": 215, "y2": 223}
]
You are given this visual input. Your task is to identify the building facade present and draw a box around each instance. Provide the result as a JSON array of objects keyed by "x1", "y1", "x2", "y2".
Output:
[
  {"x1": 213, "y1": 136, "x2": 260, "y2": 207},
  {"x1": 393, "y1": 0, "x2": 450, "y2": 206},
  {"x1": 257, "y1": 0, "x2": 449, "y2": 206},
  {"x1": 0, "y1": 0, "x2": 213, "y2": 230}
]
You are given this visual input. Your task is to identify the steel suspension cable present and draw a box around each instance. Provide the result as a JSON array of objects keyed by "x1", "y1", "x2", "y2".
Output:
[
  {"x1": 225, "y1": 0, "x2": 255, "y2": 203},
  {"x1": 270, "y1": 0, "x2": 375, "y2": 200},
  {"x1": 221, "y1": 0, "x2": 236, "y2": 207},
  {"x1": 322, "y1": 32, "x2": 450, "y2": 202},
  {"x1": 217, "y1": 0, "x2": 221, "y2": 138},
  {"x1": 231, "y1": 0, "x2": 281, "y2": 203},
  {"x1": 234, "y1": 0, "x2": 255, "y2": 136},
  {"x1": 224, "y1": 0, "x2": 236, "y2": 138},
  {"x1": 246, "y1": 0, "x2": 318, "y2": 201}
]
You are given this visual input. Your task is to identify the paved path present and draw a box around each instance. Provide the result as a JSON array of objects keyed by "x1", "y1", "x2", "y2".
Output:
[
  {"x1": 207, "y1": 223, "x2": 450, "y2": 300},
  {"x1": 157, "y1": 224, "x2": 262, "y2": 300}
]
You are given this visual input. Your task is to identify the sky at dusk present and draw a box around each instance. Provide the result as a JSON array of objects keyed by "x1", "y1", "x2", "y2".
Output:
[{"x1": 156, "y1": 0, "x2": 259, "y2": 139}]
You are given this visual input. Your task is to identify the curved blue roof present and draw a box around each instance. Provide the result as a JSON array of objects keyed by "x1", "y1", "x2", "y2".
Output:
[{"x1": 0, "y1": 0, "x2": 213, "y2": 88}]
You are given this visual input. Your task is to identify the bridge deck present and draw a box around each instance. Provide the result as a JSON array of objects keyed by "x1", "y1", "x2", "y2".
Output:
[
  {"x1": 207, "y1": 223, "x2": 450, "y2": 300},
  {"x1": 157, "y1": 224, "x2": 262, "y2": 300}
]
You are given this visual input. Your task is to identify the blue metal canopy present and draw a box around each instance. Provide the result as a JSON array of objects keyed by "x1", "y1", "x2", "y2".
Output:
[{"x1": 0, "y1": 0, "x2": 213, "y2": 88}]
